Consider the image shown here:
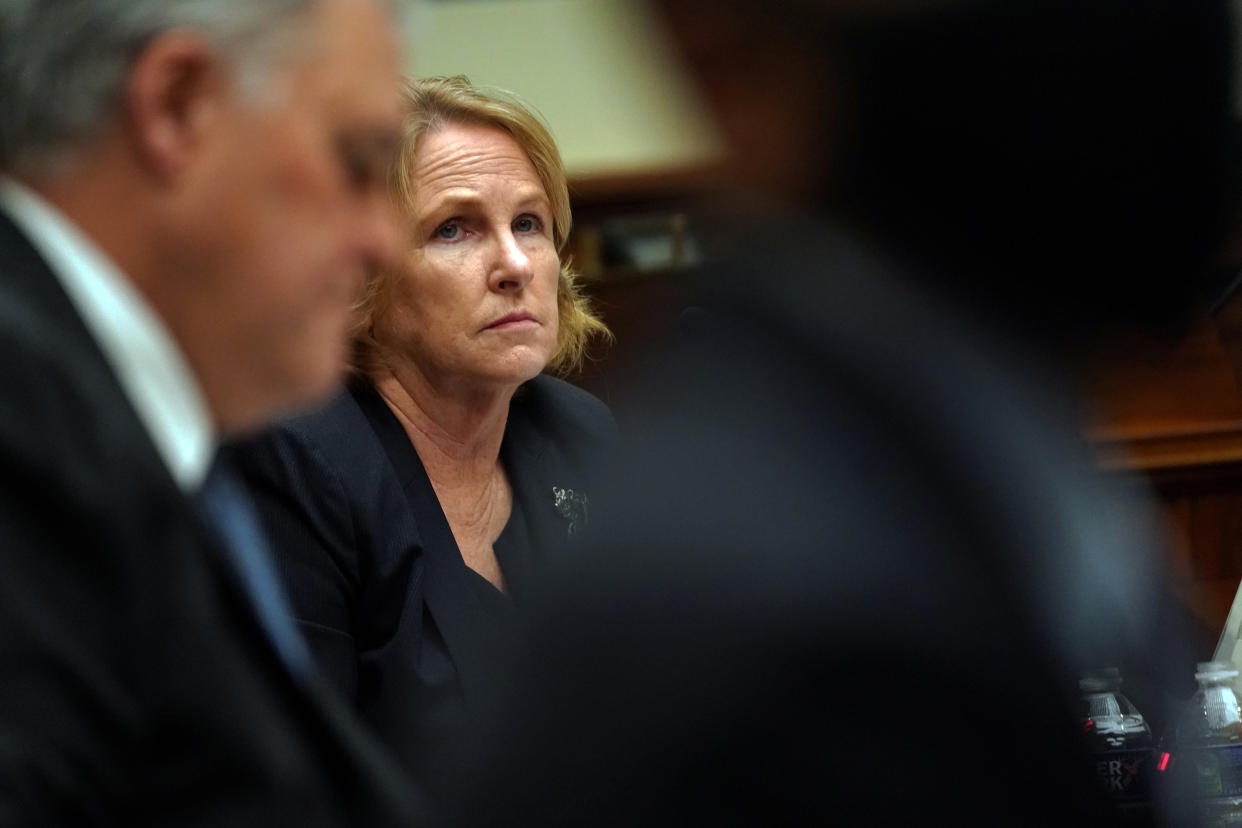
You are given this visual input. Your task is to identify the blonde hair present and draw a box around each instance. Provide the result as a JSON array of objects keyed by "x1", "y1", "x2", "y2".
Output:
[{"x1": 352, "y1": 75, "x2": 609, "y2": 377}]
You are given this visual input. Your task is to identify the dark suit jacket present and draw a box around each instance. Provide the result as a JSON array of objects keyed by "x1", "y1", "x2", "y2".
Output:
[
  {"x1": 232, "y1": 373, "x2": 615, "y2": 777},
  {"x1": 0, "y1": 213, "x2": 415, "y2": 826}
]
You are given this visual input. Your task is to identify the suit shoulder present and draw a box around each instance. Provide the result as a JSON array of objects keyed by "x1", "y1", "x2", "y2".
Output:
[
  {"x1": 241, "y1": 386, "x2": 378, "y2": 466},
  {"x1": 0, "y1": 292, "x2": 153, "y2": 486},
  {"x1": 520, "y1": 374, "x2": 616, "y2": 444},
  {"x1": 229, "y1": 389, "x2": 363, "y2": 497}
]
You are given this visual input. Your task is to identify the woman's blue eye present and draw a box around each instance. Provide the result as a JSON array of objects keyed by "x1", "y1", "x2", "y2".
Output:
[
  {"x1": 435, "y1": 222, "x2": 460, "y2": 240},
  {"x1": 513, "y1": 215, "x2": 540, "y2": 233}
]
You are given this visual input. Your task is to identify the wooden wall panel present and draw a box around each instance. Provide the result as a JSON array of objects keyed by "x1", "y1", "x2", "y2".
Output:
[
  {"x1": 1149, "y1": 473, "x2": 1242, "y2": 654},
  {"x1": 1084, "y1": 305, "x2": 1242, "y2": 656}
]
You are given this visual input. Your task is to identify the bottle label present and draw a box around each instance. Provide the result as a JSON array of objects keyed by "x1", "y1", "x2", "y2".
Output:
[
  {"x1": 1187, "y1": 744, "x2": 1242, "y2": 798},
  {"x1": 1092, "y1": 748, "x2": 1152, "y2": 800}
]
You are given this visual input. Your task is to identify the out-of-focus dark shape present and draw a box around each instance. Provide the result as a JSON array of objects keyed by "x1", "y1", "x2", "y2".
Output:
[
  {"x1": 433, "y1": 0, "x2": 1237, "y2": 825},
  {"x1": 660, "y1": 0, "x2": 1236, "y2": 348}
]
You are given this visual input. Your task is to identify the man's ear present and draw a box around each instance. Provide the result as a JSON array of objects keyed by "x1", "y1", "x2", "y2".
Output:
[{"x1": 122, "y1": 32, "x2": 225, "y2": 183}]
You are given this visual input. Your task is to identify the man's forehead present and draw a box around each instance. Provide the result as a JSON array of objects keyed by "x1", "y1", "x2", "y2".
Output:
[
  {"x1": 282, "y1": 0, "x2": 405, "y2": 120},
  {"x1": 313, "y1": 0, "x2": 405, "y2": 59}
]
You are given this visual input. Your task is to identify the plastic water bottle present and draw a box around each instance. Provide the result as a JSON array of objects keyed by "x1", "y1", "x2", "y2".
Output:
[
  {"x1": 1170, "y1": 661, "x2": 1242, "y2": 825},
  {"x1": 1081, "y1": 667, "x2": 1154, "y2": 820}
]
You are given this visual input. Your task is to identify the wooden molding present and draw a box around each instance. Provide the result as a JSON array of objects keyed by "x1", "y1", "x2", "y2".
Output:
[{"x1": 1092, "y1": 420, "x2": 1242, "y2": 471}]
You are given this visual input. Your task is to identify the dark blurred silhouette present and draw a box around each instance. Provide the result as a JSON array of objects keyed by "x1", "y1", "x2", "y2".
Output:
[{"x1": 433, "y1": 0, "x2": 1237, "y2": 825}]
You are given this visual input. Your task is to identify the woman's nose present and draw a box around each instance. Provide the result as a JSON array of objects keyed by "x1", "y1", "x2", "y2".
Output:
[{"x1": 490, "y1": 231, "x2": 534, "y2": 292}]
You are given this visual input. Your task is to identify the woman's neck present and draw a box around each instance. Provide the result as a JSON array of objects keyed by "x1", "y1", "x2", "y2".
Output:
[
  {"x1": 372, "y1": 364, "x2": 518, "y2": 590},
  {"x1": 371, "y1": 365, "x2": 516, "y2": 489}
]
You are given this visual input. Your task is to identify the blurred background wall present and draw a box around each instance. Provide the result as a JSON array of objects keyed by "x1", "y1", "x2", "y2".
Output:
[{"x1": 408, "y1": 0, "x2": 724, "y2": 183}]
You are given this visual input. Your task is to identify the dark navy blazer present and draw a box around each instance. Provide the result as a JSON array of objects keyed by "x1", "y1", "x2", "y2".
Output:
[{"x1": 0, "y1": 213, "x2": 415, "y2": 826}]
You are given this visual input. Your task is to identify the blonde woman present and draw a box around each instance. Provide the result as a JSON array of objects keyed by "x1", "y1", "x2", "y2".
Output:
[{"x1": 234, "y1": 76, "x2": 612, "y2": 772}]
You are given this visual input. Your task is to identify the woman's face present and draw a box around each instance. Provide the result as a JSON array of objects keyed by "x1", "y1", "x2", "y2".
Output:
[{"x1": 379, "y1": 123, "x2": 560, "y2": 394}]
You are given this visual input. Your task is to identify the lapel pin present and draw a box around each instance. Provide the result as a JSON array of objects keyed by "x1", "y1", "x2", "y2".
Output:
[{"x1": 552, "y1": 486, "x2": 589, "y2": 537}]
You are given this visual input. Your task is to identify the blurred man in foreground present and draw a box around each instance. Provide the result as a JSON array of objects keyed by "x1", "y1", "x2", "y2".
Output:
[
  {"x1": 0, "y1": 0, "x2": 417, "y2": 823},
  {"x1": 439, "y1": 0, "x2": 1235, "y2": 824}
]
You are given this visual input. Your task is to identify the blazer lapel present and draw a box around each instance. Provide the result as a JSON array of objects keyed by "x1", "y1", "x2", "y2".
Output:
[
  {"x1": 497, "y1": 405, "x2": 566, "y2": 598},
  {"x1": 350, "y1": 381, "x2": 499, "y2": 706}
]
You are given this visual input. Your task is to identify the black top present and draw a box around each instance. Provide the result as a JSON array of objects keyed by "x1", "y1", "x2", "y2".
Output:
[{"x1": 232, "y1": 373, "x2": 616, "y2": 778}]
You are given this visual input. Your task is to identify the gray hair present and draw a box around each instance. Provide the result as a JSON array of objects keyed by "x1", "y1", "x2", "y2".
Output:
[{"x1": 0, "y1": 0, "x2": 412, "y2": 177}]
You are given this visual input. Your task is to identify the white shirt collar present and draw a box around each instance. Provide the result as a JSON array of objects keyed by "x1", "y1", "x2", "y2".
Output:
[{"x1": 0, "y1": 176, "x2": 216, "y2": 492}]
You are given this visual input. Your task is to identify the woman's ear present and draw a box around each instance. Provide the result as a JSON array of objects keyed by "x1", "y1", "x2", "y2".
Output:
[{"x1": 122, "y1": 31, "x2": 224, "y2": 183}]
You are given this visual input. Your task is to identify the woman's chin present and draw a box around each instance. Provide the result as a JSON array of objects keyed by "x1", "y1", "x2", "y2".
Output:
[
  {"x1": 442, "y1": 364, "x2": 545, "y2": 399},
  {"x1": 492, "y1": 348, "x2": 553, "y2": 385}
]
